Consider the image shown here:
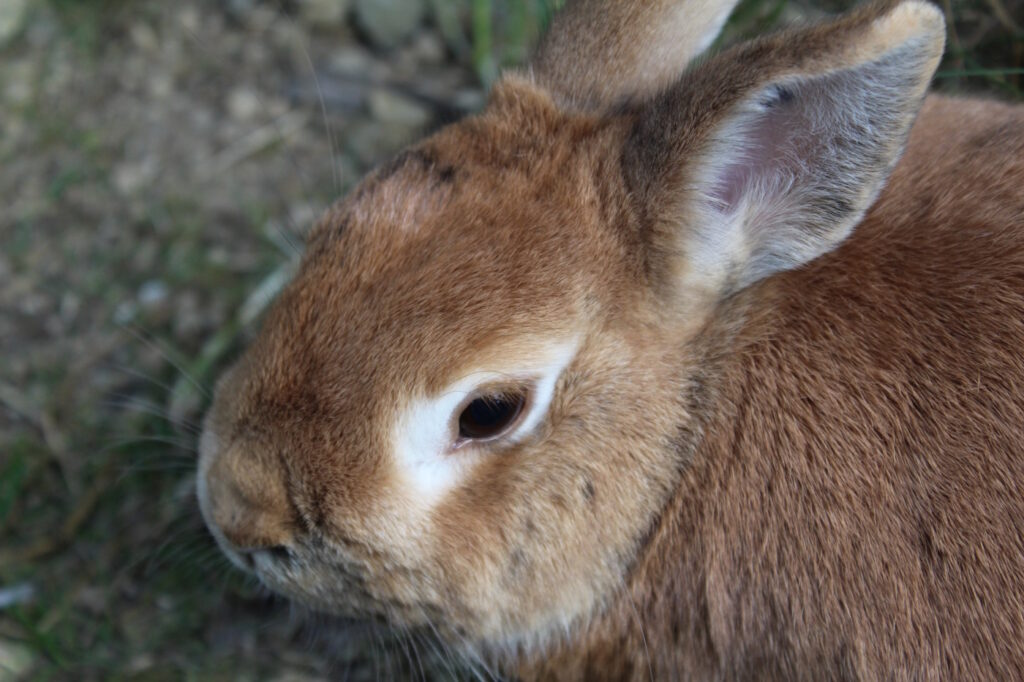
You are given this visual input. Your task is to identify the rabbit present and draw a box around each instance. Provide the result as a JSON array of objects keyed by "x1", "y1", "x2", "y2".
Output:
[{"x1": 196, "y1": 0, "x2": 1024, "y2": 678}]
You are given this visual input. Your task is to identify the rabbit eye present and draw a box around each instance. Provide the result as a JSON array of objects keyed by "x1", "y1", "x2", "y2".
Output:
[{"x1": 457, "y1": 391, "x2": 526, "y2": 441}]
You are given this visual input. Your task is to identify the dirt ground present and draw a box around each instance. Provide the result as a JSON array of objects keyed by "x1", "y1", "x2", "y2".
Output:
[
  {"x1": 0, "y1": 0, "x2": 1020, "y2": 679},
  {"x1": 0, "y1": 1, "x2": 484, "y2": 678}
]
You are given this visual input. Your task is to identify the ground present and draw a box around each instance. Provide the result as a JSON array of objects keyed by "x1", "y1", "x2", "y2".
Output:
[{"x1": 0, "y1": 0, "x2": 1020, "y2": 679}]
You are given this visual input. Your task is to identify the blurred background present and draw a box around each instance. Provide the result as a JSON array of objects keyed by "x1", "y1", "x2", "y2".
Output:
[{"x1": 0, "y1": 0, "x2": 1020, "y2": 678}]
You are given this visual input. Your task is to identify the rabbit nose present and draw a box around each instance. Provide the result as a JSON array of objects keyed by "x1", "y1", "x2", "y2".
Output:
[{"x1": 200, "y1": 443, "x2": 296, "y2": 552}]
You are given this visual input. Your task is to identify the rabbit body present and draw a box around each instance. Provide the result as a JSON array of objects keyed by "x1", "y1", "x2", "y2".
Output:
[{"x1": 197, "y1": 1, "x2": 1024, "y2": 678}]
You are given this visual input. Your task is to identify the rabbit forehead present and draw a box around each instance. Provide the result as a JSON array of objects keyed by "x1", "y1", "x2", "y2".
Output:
[
  {"x1": 272, "y1": 111, "x2": 626, "y2": 390},
  {"x1": 240, "y1": 173, "x2": 601, "y2": 423}
]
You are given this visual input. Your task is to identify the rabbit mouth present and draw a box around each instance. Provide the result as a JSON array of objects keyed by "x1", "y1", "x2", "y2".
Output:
[{"x1": 248, "y1": 541, "x2": 460, "y2": 629}]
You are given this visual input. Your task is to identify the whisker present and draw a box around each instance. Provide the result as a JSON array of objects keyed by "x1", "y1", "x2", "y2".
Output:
[
  {"x1": 167, "y1": 541, "x2": 224, "y2": 577},
  {"x1": 103, "y1": 395, "x2": 203, "y2": 435},
  {"x1": 116, "y1": 463, "x2": 198, "y2": 484},
  {"x1": 269, "y1": 0, "x2": 341, "y2": 195},
  {"x1": 394, "y1": 623, "x2": 416, "y2": 679},
  {"x1": 103, "y1": 433, "x2": 197, "y2": 453},
  {"x1": 109, "y1": 363, "x2": 190, "y2": 402},
  {"x1": 422, "y1": 617, "x2": 465, "y2": 680},
  {"x1": 119, "y1": 323, "x2": 212, "y2": 399},
  {"x1": 457, "y1": 631, "x2": 500, "y2": 682},
  {"x1": 405, "y1": 625, "x2": 427, "y2": 681},
  {"x1": 132, "y1": 523, "x2": 210, "y2": 580}
]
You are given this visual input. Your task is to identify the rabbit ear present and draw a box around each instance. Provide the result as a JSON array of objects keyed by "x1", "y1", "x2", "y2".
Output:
[
  {"x1": 625, "y1": 0, "x2": 945, "y2": 298},
  {"x1": 531, "y1": 0, "x2": 742, "y2": 110}
]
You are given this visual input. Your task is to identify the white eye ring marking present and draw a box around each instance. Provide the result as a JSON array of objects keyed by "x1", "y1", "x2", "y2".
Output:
[{"x1": 392, "y1": 338, "x2": 579, "y2": 505}]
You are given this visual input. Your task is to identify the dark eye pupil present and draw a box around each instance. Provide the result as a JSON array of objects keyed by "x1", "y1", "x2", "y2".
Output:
[{"x1": 458, "y1": 393, "x2": 525, "y2": 440}]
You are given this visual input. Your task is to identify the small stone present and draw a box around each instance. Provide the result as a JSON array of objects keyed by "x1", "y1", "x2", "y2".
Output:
[
  {"x1": 0, "y1": 583, "x2": 34, "y2": 609},
  {"x1": 353, "y1": 0, "x2": 426, "y2": 50},
  {"x1": 367, "y1": 88, "x2": 431, "y2": 128},
  {"x1": 297, "y1": 0, "x2": 350, "y2": 29},
  {"x1": 0, "y1": 639, "x2": 33, "y2": 682},
  {"x1": 126, "y1": 653, "x2": 155, "y2": 673},
  {"x1": 226, "y1": 87, "x2": 262, "y2": 122},
  {"x1": 129, "y1": 22, "x2": 159, "y2": 53},
  {"x1": 137, "y1": 280, "x2": 169, "y2": 309},
  {"x1": 113, "y1": 158, "x2": 159, "y2": 196},
  {"x1": 147, "y1": 72, "x2": 173, "y2": 99},
  {"x1": 114, "y1": 299, "x2": 138, "y2": 325},
  {"x1": 328, "y1": 45, "x2": 376, "y2": 75},
  {"x1": 178, "y1": 5, "x2": 200, "y2": 34},
  {"x1": 408, "y1": 31, "x2": 446, "y2": 64},
  {"x1": 0, "y1": 0, "x2": 29, "y2": 48},
  {"x1": 288, "y1": 203, "x2": 320, "y2": 233}
]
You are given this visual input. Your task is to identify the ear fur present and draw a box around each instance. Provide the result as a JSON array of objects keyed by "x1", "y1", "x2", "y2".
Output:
[
  {"x1": 531, "y1": 0, "x2": 742, "y2": 110},
  {"x1": 625, "y1": 0, "x2": 946, "y2": 297}
]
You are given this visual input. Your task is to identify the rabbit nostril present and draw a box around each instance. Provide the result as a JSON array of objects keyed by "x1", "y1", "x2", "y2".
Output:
[{"x1": 266, "y1": 545, "x2": 293, "y2": 561}]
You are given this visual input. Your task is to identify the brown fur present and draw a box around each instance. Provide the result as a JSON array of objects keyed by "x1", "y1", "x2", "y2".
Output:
[
  {"x1": 198, "y1": 1, "x2": 1024, "y2": 678},
  {"x1": 516, "y1": 94, "x2": 1024, "y2": 679}
]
